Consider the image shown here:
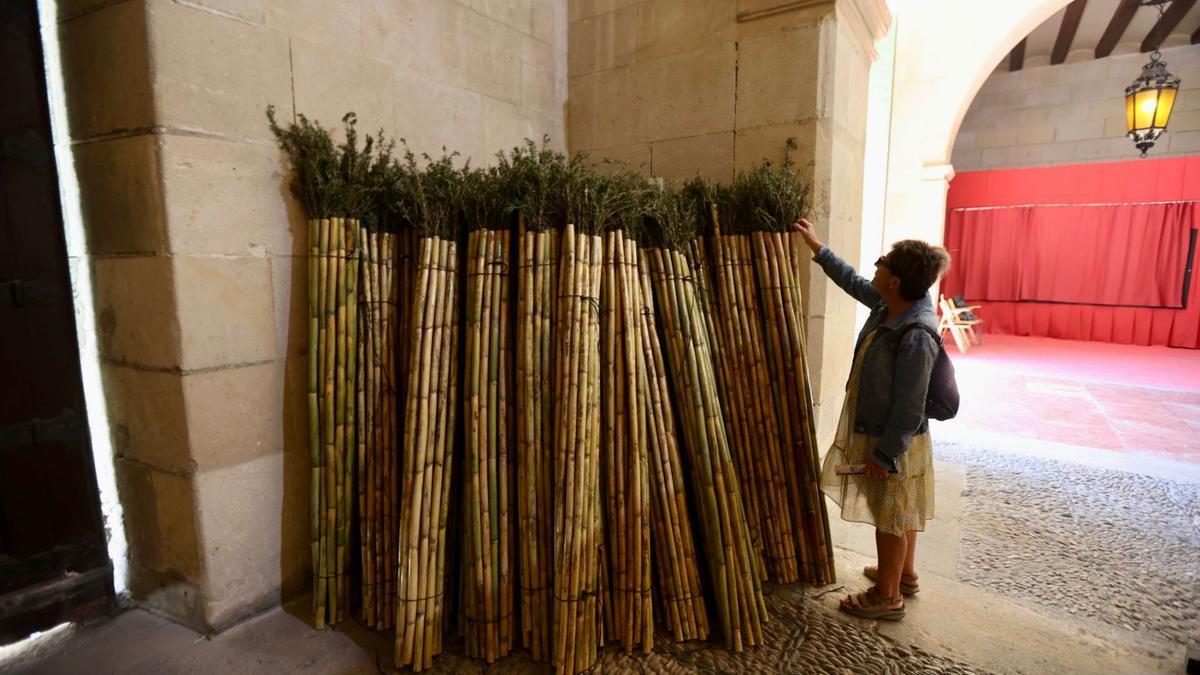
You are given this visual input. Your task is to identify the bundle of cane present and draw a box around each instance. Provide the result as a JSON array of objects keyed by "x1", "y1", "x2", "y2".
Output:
[
  {"x1": 394, "y1": 151, "x2": 463, "y2": 670},
  {"x1": 502, "y1": 140, "x2": 566, "y2": 662},
  {"x1": 389, "y1": 222, "x2": 419, "y2": 618},
  {"x1": 268, "y1": 109, "x2": 376, "y2": 629},
  {"x1": 552, "y1": 171, "x2": 606, "y2": 674},
  {"x1": 644, "y1": 188, "x2": 766, "y2": 651},
  {"x1": 357, "y1": 218, "x2": 392, "y2": 628},
  {"x1": 633, "y1": 245, "x2": 708, "y2": 644},
  {"x1": 352, "y1": 146, "x2": 412, "y2": 629},
  {"x1": 597, "y1": 174, "x2": 653, "y2": 655},
  {"x1": 732, "y1": 146, "x2": 834, "y2": 584},
  {"x1": 687, "y1": 180, "x2": 801, "y2": 584},
  {"x1": 681, "y1": 200, "x2": 767, "y2": 582},
  {"x1": 321, "y1": 214, "x2": 361, "y2": 627},
  {"x1": 459, "y1": 167, "x2": 517, "y2": 663},
  {"x1": 784, "y1": 226, "x2": 835, "y2": 582}
]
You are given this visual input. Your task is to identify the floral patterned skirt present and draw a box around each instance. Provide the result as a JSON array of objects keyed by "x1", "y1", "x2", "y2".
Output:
[
  {"x1": 819, "y1": 330, "x2": 935, "y2": 536},
  {"x1": 820, "y1": 429, "x2": 934, "y2": 536}
]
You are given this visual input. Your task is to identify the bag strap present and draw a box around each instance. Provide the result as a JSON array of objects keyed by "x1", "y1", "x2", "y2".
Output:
[{"x1": 894, "y1": 322, "x2": 943, "y2": 348}]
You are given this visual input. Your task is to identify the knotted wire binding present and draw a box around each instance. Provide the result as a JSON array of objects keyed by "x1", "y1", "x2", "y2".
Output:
[
  {"x1": 462, "y1": 608, "x2": 516, "y2": 625},
  {"x1": 552, "y1": 588, "x2": 600, "y2": 603},
  {"x1": 609, "y1": 586, "x2": 653, "y2": 596},
  {"x1": 661, "y1": 591, "x2": 707, "y2": 602},
  {"x1": 558, "y1": 293, "x2": 601, "y2": 314},
  {"x1": 394, "y1": 590, "x2": 445, "y2": 603}
]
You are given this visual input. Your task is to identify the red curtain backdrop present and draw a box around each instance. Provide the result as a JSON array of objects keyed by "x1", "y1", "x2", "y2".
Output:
[{"x1": 944, "y1": 157, "x2": 1200, "y2": 349}]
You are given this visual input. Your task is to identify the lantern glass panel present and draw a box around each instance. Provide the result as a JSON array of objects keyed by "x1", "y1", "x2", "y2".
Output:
[
  {"x1": 1134, "y1": 89, "x2": 1158, "y2": 130},
  {"x1": 1153, "y1": 87, "x2": 1177, "y2": 128}
]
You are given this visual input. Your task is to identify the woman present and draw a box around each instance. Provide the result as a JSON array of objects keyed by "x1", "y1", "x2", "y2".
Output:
[{"x1": 792, "y1": 218, "x2": 950, "y2": 621}]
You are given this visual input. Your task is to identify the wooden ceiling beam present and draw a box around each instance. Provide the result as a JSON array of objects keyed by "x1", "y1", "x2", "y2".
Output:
[
  {"x1": 1052, "y1": 0, "x2": 1089, "y2": 64},
  {"x1": 1009, "y1": 38, "x2": 1027, "y2": 72},
  {"x1": 1096, "y1": 0, "x2": 1142, "y2": 58},
  {"x1": 1141, "y1": 0, "x2": 1197, "y2": 52}
]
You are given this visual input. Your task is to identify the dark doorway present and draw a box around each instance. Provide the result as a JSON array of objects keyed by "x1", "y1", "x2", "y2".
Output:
[{"x1": 0, "y1": 0, "x2": 114, "y2": 644}]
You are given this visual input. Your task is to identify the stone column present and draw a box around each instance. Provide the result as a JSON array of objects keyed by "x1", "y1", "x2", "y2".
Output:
[
  {"x1": 58, "y1": 0, "x2": 199, "y2": 630},
  {"x1": 59, "y1": 0, "x2": 300, "y2": 632},
  {"x1": 734, "y1": 0, "x2": 892, "y2": 447}
]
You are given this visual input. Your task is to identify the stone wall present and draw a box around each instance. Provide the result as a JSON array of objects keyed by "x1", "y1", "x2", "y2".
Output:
[
  {"x1": 58, "y1": 0, "x2": 566, "y2": 632},
  {"x1": 952, "y1": 45, "x2": 1200, "y2": 172},
  {"x1": 568, "y1": 0, "x2": 890, "y2": 446}
]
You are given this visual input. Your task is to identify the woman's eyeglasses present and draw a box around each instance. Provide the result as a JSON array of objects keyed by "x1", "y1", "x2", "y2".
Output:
[{"x1": 875, "y1": 256, "x2": 890, "y2": 271}]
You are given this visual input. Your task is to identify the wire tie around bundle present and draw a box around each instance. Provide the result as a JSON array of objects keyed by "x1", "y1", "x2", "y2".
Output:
[
  {"x1": 664, "y1": 591, "x2": 706, "y2": 602},
  {"x1": 553, "y1": 589, "x2": 600, "y2": 603},
  {"x1": 610, "y1": 586, "x2": 653, "y2": 596},
  {"x1": 558, "y1": 293, "x2": 601, "y2": 313},
  {"x1": 395, "y1": 591, "x2": 445, "y2": 603},
  {"x1": 462, "y1": 608, "x2": 516, "y2": 625}
]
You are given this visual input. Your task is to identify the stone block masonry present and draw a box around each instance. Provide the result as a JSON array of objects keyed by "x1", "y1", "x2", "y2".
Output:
[
  {"x1": 568, "y1": 0, "x2": 891, "y2": 451},
  {"x1": 57, "y1": 0, "x2": 566, "y2": 632},
  {"x1": 952, "y1": 44, "x2": 1200, "y2": 172}
]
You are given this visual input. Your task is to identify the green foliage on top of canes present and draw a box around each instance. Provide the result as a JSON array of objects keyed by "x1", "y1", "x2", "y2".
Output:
[
  {"x1": 494, "y1": 137, "x2": 575, "y2": 233},
  {"x1": 461, "y1": 163, "x2": 523, "y2": 232},
  {"x1": 643, "y1": 184, "x2": 700, "y2": 251},
  {"x1": 365, "y1": 139, "x2": 407, "y2": 234},
  {"x1": 681, "y1": 177, "x2": 726, "y2": 237},
  {"x1": 267, "y1": 107, "x2": 381, "y2": 220},
  {"x1": 567, "y1": 169, "x2": 649, "y2": 238},
  {"x1": 726, "y1": 138, "x2": 813, "y2": 233},
  {"x1": 336, "y1": 114, "x2": 379, "y2": 219},
  {"x1": 600, "y1": 170, "x2": 652, "y2": 240},
  {"x1": 395, "y1": 145, "x2": 466, "y2": 240}
]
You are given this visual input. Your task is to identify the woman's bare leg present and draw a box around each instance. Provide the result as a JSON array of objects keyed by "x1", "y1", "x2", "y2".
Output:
[
  {"x1": 903, "y1": 531, "x2": 918, "y2": 580},
  {"x1": 874, "y1": 529, "x2": 907, "y2": 602}
]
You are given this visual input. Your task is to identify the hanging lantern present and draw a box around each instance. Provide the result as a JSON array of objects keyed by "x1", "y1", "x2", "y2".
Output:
[{"x1": 1124, "y1": 3, "x2": 1181, "y2": 157}]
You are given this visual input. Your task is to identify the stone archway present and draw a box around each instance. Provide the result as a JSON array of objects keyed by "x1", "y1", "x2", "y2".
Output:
[{"x1": 881, "y1": 0, "x2": 1075, "y2": 247}]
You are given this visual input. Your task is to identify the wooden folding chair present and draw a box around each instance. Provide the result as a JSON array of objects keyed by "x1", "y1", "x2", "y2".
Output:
[{"x1": 939, "y1": 294, "x2": 983, "y2": 353}]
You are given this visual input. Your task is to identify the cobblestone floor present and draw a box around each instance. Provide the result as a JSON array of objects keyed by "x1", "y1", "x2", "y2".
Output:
[
  {"x1": 15, "y1": 439, "x2": 1193, "y2": 674},
  {"x1": 422, "y1": 584, "x2": 986, "y2": 674},
  {"x1": 939, "y1": 440, "x2": 1200, "y2": 647}
]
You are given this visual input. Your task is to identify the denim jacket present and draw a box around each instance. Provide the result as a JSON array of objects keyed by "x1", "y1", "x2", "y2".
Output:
[{"x1": 813, "y1": 246, "x2": 939, "y2": 473}]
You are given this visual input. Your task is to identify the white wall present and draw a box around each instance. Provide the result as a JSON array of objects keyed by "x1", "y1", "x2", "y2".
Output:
[
  {"x1": 883, "y1": 0, "x2": 1076, "y2": 248},
  {"x1": 857, "y1": 20, "x2": 896, "y2": 331}
]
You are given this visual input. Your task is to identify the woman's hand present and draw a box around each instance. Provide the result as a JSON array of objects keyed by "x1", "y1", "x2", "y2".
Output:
[
  {"x1": 790, "y1": 218, "x2": 823, "y2": 254},
  {"x1": 864, "y1": 460, "x2": 889, "y2": 479}
]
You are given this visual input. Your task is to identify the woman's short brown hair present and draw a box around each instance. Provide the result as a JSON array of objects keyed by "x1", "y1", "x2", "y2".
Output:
[{"x1": 886, "y1": 240, "x2": 951, "y2": 301}]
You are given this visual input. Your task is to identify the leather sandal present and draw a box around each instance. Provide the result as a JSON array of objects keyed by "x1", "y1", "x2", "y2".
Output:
[
  {"x1": 863, "y1": 566, "x2": 919, "y2": 596},
  {"x1": 839, "y1": 587, "x2": 905, "y2": 621}
]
